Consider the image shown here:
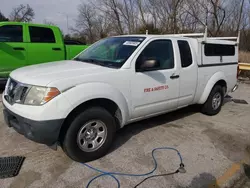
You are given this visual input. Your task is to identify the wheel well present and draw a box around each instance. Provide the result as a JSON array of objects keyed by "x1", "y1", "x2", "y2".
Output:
[
  {"x1": 59, "y1": 98, "x2": 122, "y2": 142},
  {"x1": 215, "y1": 80, "x2": 227, "y2": 94}
]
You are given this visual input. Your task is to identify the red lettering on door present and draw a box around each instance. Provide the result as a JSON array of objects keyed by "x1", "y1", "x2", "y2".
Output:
[{"x1": 144, "y1": 85, "x2": 169, "y2": 93}]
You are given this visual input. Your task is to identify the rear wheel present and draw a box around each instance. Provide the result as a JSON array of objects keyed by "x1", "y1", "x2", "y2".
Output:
[
  {"x1": 201, "y1": 85, "x2": 224, "y2": 116},
  {"x1": 62, "y1": 107, "x2": 116, "y2": 162}
]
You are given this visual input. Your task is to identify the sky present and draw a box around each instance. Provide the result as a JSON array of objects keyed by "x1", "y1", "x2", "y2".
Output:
[{"x1": 1, "y1": 0, "x2": 83, "y2": 33}]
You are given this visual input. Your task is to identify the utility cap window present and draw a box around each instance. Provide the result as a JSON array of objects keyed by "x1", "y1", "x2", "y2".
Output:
[
  {"x1": 29, "y1": 26, "x2": 56, "y2": 43},
  {"x1": 205, "y1": 43, "x2": 235, "y2": 56},
  {"x1": 0, "y1": 25, "x2": 23, "y2": 42}
]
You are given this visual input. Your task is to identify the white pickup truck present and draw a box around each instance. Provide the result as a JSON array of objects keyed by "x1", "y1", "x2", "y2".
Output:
[{"x1": 2, "y1": 33, "x2": 239, "y2": 162}]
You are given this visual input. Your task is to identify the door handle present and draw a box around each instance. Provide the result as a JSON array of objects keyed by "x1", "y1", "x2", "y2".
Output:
[
  {"x1": 13, "y1": 47, "x2": 25, "y2": 51},
  {"x1": 170, "y1": 75, "x2": 180, "y2": 79},
  {"x1": 52, "y1": 48, "x2": 62, "y2": 51}
]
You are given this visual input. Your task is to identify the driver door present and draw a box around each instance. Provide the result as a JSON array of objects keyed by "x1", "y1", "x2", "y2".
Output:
[{"x1": 131, "y1": 39, "x2": 180, "y2": 119}]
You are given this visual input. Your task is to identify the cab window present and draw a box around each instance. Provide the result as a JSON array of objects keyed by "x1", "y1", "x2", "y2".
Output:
[
  {"x1": 0, "y1": 25, "x2": 23, "y2": 42},
  {"x1": 178, "y1": 40, "x2": 193, "y2": 68},
  {"x1": 29, "y1": 26, "x2": 55, "y2": 43},
  {"x1": 136, "y1": 40, "x2": 174, "y2": 71}
]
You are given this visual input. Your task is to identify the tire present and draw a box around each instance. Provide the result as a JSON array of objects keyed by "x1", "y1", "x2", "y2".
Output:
[
  {"x1": 201, "y1": 85, "x2": 224, "y2": 116},
  {"x1": 62, "y1": 107, "x2": 116, "y2": 162}
]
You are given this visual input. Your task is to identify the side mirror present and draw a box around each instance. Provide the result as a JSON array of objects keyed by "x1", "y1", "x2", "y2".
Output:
[{"x1": 137, "y1": 58, "x2": 160, "y2": 72}]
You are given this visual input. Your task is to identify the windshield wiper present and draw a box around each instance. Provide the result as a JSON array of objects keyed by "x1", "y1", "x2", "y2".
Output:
[{"x1": 76, "y1": 58, "x2": 119, "y2": 68}]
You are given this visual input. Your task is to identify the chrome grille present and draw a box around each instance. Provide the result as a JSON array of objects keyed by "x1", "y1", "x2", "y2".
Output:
[{"x1": 4, "y1": 78, "x2": 29, "y2": 105}]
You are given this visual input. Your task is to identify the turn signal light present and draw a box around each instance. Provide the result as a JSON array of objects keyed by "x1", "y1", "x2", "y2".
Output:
[{"x1": 43, "y1": 88, "x2": 61, "y2": 103}]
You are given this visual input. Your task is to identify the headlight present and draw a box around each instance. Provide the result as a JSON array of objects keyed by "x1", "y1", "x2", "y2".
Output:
[{"x1": 24, "y1": 86, "x2": 60, "y2": 105}]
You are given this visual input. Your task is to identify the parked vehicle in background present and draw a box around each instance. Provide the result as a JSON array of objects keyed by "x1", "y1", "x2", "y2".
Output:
[
  {"x1": 2, "y1": 32, "x2": 239, "y2": 162},
  {"x1": 0, "y1": 22, "x2": 89, "y2": 83}
]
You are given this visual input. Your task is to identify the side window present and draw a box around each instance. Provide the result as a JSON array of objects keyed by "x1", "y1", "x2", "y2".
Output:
[
  {"x1": 178, "y1": 40, "x2": 193, "y2": 68},
  {"x1": 136, "y1": 40, "x2": 174, "y2": 71},
  {"x1": 29, "y1": 26, "x2": 56, "y2": 43},
  {"x1": 204, "y1": 44, "x2": 235, "y2": 56},
  {"x1": 0, "y1": 25, "x2": 23, "y2": 42}
]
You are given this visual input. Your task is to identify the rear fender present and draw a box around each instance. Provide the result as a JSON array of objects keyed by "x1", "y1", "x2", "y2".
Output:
[{"x1": 198, "y1": 72, "x2": 226, "y2": 104}]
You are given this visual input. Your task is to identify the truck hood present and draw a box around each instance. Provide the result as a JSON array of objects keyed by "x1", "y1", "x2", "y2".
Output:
[{"x1": 10, "y1": 60, "x2": 116, "y2": 86}]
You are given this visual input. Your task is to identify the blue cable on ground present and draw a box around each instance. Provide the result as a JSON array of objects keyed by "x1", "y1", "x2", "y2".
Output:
[{"x1": 83, "y1": 147, "x2": 184, "y2": 188}]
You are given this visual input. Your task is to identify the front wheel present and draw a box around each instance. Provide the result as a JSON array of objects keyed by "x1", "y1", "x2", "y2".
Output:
[
  {"x1": 201, "y1": 85, "x2": 224, "y2": 116},
  {"x1": 62, "y1": 107, "x2": 116, "y2": 162}
]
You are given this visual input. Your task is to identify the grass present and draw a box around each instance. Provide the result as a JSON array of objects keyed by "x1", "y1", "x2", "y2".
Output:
[{"x1": 239, "y1": 51, "x2": 250, "y2": 64}]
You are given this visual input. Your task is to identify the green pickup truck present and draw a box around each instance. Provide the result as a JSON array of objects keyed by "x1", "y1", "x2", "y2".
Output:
[{"x1": 0, "y1": 22, "x2": 89, "y2": 83}]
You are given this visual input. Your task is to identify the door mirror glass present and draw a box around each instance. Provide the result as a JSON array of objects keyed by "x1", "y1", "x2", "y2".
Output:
[{"x1": 138, "y1": 58, "x2": 160, "y2": 71}]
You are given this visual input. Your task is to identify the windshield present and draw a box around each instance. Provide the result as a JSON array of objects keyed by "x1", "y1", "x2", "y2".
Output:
[{"x1": 74, "y1": 37, "x2": 146, "y2": 68}]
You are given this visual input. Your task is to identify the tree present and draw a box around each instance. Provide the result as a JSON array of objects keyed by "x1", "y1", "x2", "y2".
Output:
[
  {"x1": 76, "y1": 1, "x2": 113, "y2": 43},
  {"x1": 73, "y1": 0, "x2": 250, "y2": 50},
  {"x1": 9, "y1": 4, "x2": 35, "y2": 22},
  {"x1": 136, "y1": 0, "x2": 147, "y2": 27},
  {"x1": 0, "y1": 11, "x2": 8, "y2": 21},
  {"x1": 236, "y1": 0, "x2": 245, "y2": 32},
  {"x1": 43, "y1": 19, "x2": 57, "y2": 26},
  {"x1": 76, "y1": 3, "x2": 97, "y2": 43},
  {"x1": 97, "y1": 0, "x2": 124, "y2": 35},
  {"x1": 137, "y1": 22, "x2": 161, "y2": 34},
  {"x1": 64, "y1": 34, "x2": 71, "y2": 40},
  {"x1": 116, "y1": 0, "x2": 138, "y2": 34}
]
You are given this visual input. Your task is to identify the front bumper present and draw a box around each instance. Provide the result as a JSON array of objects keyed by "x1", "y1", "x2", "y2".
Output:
[{"x1": 3, "y1": 107, "x2": 64, "y2": 146}]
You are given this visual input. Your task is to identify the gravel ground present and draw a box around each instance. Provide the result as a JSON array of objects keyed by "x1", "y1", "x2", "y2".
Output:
[{"x1": 0, "y1": 83, "x2": 250, "y2": 188}]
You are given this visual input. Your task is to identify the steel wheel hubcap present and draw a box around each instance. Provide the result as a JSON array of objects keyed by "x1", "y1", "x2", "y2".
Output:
[
  {"x1": 77, "y1": 120, "x2": 107, "y2": 152},
  {"x1": 212, "y1": 92, "x2": 222, "y2": 110}
]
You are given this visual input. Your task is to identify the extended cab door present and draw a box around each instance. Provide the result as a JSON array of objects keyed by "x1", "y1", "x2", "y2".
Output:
[
  {"x1": 0, "y1": 24, "x2": 27, "y2": 79},
  {"x1": 26, "y1": 25, "x2": 65, "y2": 65},
  {"x1": 177, "y1": 40, "x2": 198, "y2": 107},
  {"x1": 131, "y1": 39, "x2": 180, "y2": 119}
]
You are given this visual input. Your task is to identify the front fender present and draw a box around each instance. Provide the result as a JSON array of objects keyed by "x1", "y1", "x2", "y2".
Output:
[
  {"x1": 198, "y1": 72, "x2": 226, "y2": 104},
  {"x1": 61, "y1": 82, "x2": 130, "y2": 126}
]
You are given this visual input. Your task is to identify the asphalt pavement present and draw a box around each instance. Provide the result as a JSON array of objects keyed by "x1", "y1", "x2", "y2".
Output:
[{"x1": 0, "y1": 83, "x2": 250, "y2": 188}]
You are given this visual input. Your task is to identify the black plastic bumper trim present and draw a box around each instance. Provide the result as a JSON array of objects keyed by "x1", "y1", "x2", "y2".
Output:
[{"x1": 3, "y1": 107, "x2": 64, "y2": 146}]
